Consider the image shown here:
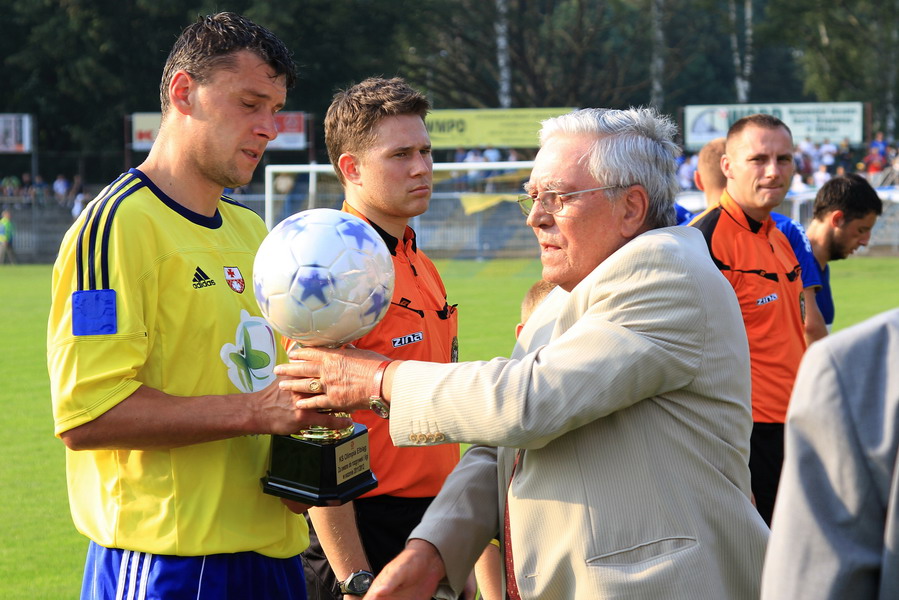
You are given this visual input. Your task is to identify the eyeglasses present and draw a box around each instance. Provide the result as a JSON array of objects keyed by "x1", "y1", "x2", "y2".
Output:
[{"x1": 517, "y1": 185, "x2": 626, "y2": 216}]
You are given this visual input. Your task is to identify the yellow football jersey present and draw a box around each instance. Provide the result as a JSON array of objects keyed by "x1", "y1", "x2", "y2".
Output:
[{"x1": 48, "y1": 169, "x2": 306, "y2": 557}]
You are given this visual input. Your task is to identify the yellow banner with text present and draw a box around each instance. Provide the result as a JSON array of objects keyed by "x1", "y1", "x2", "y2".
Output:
[{"x1": 425, "y1": 108, "x2": 575, "y2": 149}]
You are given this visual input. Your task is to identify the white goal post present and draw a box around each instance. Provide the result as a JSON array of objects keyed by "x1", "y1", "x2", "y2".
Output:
[{"x1": 263, "y1": 160, "x2": 538, "y2": 260}]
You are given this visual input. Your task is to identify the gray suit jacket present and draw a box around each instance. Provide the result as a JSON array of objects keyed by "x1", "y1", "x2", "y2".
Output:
[
  {"x1": 389, "y1": 226, "x2": 769, "y2": 599},
  {"x1": 761, "y1": 308, "x2": 899, "y2": 600}
]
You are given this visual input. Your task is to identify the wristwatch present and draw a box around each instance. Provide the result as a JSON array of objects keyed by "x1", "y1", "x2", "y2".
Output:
[
  {"x1": 338, "y1": 570, "x2": 374, "y2": 596},
  {"x1": 368, "y1": 360, "x2": 392, "y2": 419}
]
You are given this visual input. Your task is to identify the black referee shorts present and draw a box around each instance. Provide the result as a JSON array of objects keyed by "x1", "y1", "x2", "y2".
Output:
[{"x1": 749, "y1": 421, "x2": 785, "y2": 527}]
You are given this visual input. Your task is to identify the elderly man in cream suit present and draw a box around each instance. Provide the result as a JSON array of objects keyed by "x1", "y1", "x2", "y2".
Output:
[{"x1": 279, "y1": 107, "x2": 769, "y2": 599}]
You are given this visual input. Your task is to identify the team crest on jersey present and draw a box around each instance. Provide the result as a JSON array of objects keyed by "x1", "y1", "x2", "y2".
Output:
[{"x1": 224, "y1": 266, "x2": 245, "y2": 293}]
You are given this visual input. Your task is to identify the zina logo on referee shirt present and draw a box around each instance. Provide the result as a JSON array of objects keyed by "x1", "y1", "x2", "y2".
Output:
[
  {"x1": 192, "y1": 266, "x2": 216, "y2": 289},
  {"x1": 392, "y1": 331, "x2": 423, "y2": 348}
]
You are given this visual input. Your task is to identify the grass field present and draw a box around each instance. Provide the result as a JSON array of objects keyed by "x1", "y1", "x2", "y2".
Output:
[{"x1": 1, "y1": 257, "x2": 897, "y2": 598}]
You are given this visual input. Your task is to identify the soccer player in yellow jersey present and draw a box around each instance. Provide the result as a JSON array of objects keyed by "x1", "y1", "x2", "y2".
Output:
[{"x1": 47, "y1": 13, "x2": 346, "y2": 599}]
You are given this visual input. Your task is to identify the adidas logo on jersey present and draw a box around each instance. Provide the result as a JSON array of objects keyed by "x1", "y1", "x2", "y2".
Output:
[{"x1": 192, "y1": 266, "x2": 216, "y2": 289}]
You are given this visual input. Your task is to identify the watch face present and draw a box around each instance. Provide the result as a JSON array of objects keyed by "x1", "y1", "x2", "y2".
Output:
[
  {"x1": 346, "y1": 571, "x2": 374, "y2": 594},
  {"x1": 369, "y1": 397, "x2": 390, "y2": 419}
]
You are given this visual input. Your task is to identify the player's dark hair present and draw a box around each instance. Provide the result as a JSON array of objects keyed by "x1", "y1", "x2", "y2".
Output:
[
  {"x1": 325, "y1": 77, "x2": 430, "y2": 185},
  {"x1": 814, "y1": 173, "x2": 883, "y2": 222},
  {"x1": 159, "y1": 12, "x2": 296, "y2": 115},
  {"x1": 727, "y1": 113, "x2": 792, "y2": 141}
]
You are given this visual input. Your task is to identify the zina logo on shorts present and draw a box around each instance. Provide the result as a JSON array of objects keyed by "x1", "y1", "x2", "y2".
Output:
[{"x1": 192, "y1": 266, "x2": 216, "y2": 289}]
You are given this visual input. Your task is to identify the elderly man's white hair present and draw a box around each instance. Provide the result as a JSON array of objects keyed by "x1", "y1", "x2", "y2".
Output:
[{"x1": 539, "y1": 107, "x2": 681, "y2": 228}]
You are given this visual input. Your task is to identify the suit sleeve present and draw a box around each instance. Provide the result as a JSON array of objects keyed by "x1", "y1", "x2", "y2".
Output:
[
  {"x1": 388, "y1": 234, "x2": 708, "y2": 449},
  {"x1": 408, "y1": 445, "x2": 500, "y2": 598},
  {"x1": 761, "y1": 342, "x2": 883, "y2": 600}
]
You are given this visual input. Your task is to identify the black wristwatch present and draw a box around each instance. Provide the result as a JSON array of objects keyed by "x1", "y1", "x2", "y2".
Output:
[{"x1": 338, "y1": 570, "x2": 374, "y2": 596}]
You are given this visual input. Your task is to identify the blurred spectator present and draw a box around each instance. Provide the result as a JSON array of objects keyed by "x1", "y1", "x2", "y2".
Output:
[
  {"x1": 1, "y1": 173, "x2": 21, "y2": 197},
  {"x1": 837, "y1": 138, "x2": 855, "y2": 172},
  {"x1": 32, "y1": 174, "x2": 48, "y2": 205},
  {"x1": 71, "y1": 193, "x2": 86, "y2": 221},
  {"x1": 869, "y1": 131, "x2": 888, "y2": 157},
  {"x1": 677, "y1": 152, "x2": 696, "y2": 190},
  {"x1": 68, "y1": 174, "x2": 84, "y2": 206},
  {"x1": 20, "y1": 172, "x2": 33, "y2": 200},
  {"x1": 506, "y1": 148, "x2": 520, "y2": 162},
  {"x1": 482, "y1": 145, "x2": 502, "y2": 183},
  {"x1": 819, "y1": 138, "x2": 837, "y2": 172},
  {"x1": 863, "y1": 146, "x2": 887, "y2": 178},
  {"x1": 797, "y1": 135, "x2": 815, "y2": 158},
  {"x1": 0, "y1": 209, "x2": 15, "y2": 264},
  {"x1": 800, "y1": 149, "x2": 814, "y2": 178},
  {"x1": 483, "y1": 145, "x2": 501, "y2": 163},
  {"x1": 812, "y1": 164, "x2": 832, "y2": 188},
  {"x1": 53, "y1": 174, "x2": 70, "y2": 205},
  {"x1": 464, "y1": 148, "x2": 486, "y2": 186},
  {"x1": 791, "y1": 172, "x2": 809, "y2": 193}
]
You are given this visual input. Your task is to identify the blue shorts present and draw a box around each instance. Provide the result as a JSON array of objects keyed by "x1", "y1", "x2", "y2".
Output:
[{"x1": 81, "y1": 541, "x2": 307, "y2": 600}]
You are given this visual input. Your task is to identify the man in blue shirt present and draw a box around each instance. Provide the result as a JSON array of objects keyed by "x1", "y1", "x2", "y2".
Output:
[
  {"x1": 805, "y1": 174, "x2": 883, "y2": 332},
  {"x1": 770, "y1": 213, "x2": 827, "y2": 343}
]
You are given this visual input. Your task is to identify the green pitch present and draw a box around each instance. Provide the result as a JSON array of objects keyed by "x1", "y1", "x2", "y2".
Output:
[{"x1": 1, "y1": 257, "x2": 897, "y2": 598}]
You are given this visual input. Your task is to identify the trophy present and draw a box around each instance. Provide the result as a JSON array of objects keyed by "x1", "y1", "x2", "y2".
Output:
[{"x1": 253, "y1": 209, "x2": 395, "y2": 506}]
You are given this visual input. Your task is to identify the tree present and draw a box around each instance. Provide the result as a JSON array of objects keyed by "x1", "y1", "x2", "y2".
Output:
[
  {"x1": 650, "y1": 0, "x2": 667, "y2": 109},
  {"x1": 728, "y1": 0, "x2": 753, "y2": 103},
  {"x1": 0, "y1": 0, "x2": 430, "y2": 175},
  {"x1": 401, "y1": 0, "x2": 654, "y2": 109},
  {"x1": 766, "y1": 0, "x2": 899, "y2": 139}
]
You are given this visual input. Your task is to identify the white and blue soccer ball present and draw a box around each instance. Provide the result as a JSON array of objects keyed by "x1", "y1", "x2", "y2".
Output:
[{"x1": 253, "y1": 208, "x2": 395, "y2": 347}]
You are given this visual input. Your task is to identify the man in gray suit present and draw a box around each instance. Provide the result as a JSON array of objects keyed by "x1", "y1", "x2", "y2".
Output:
[
  {"x1": 279, "y1": 107, "x2": 769, "y2": 599},
  {"x1": 761, "y1": 308, "x2": 899, "y2": 599}
]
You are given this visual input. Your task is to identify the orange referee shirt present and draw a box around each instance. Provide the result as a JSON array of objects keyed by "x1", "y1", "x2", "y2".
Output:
[{"x1": 690, "y1": 192, "x2": 806, "y2": 423}]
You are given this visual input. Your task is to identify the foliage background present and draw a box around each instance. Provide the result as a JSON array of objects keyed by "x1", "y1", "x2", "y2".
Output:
[{"x1": 3, "y1": 0, "x2": 893, "y2": 184}]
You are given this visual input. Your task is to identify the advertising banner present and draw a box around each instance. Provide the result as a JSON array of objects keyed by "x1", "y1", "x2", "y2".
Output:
[
  {"x1": 0, "y1": 114, "x2": 33, "y2": 154},
  {"x1": 425, "y1": 108, "x2": 575, "y2": 149},
  {"x1": 684, "y1": 102, "x2": 865, "y2": 150}
]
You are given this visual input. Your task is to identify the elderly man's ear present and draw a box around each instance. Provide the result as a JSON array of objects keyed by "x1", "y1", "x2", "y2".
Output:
[{"x1": 618, "y1": 185, "x2": 650, "y2": 238}]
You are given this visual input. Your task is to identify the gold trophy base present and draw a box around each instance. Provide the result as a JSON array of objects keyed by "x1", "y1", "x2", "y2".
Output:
[{"x1": 261, "y1": 423, "x2": 378, "y2": 506}]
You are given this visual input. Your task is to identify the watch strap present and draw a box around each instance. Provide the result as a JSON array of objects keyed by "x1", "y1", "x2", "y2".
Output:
[{"x1": 368, "y1": 360, "x2": 392, "y2": 419}]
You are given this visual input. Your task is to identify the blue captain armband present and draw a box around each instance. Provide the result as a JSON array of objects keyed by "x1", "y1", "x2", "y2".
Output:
[{"x1": 72, "y1": 289, "x2": 118, "y2": 335}]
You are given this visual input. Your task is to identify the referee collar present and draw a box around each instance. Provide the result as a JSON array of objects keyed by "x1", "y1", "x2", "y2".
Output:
[{"x1": 341, "y1": 201, "x2": 418, "y2": 256}]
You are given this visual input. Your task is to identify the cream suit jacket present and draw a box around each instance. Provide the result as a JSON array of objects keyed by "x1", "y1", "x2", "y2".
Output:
[{"x1": 389, "y1": 226, "x2": 769, "y2": 599}]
